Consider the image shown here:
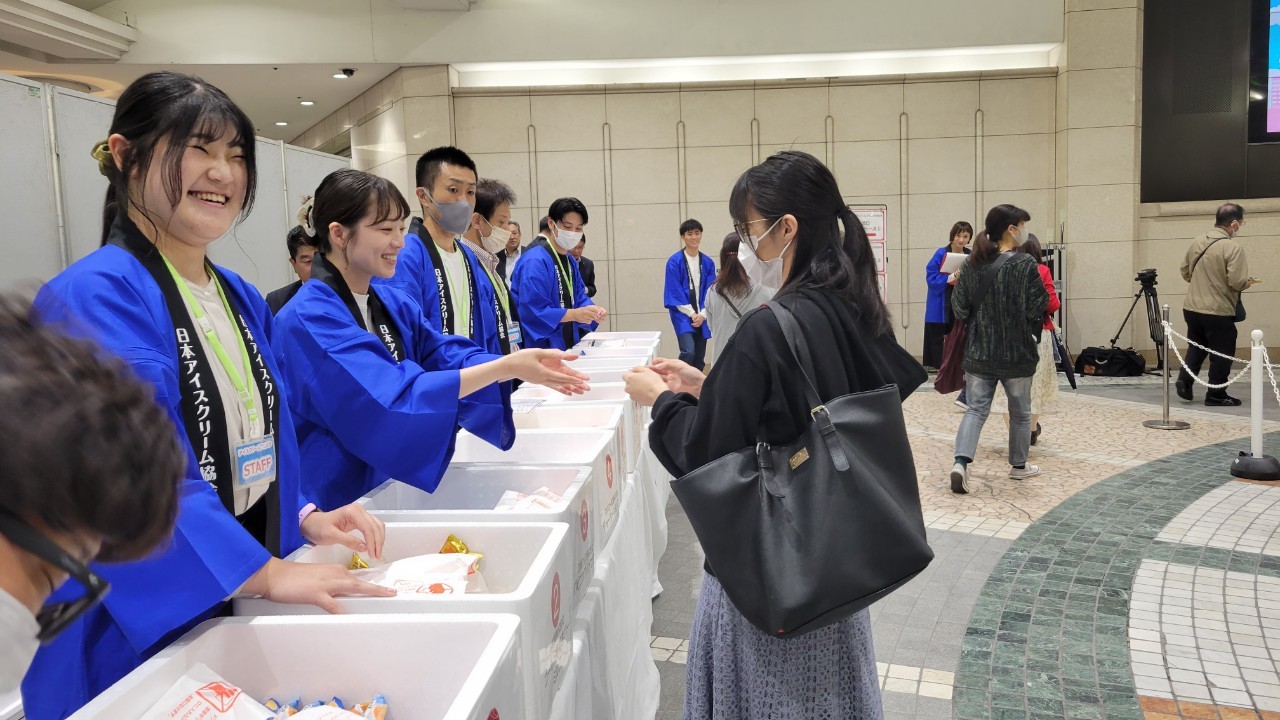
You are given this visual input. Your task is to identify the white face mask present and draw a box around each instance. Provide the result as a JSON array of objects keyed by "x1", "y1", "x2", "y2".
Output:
[
  {"x1": 554, "y1": 227, "x2": 583, "y2": 252},
  {"x1": 480, "y1": 219, "x2": 512, "y2": 254},
  {"x1": 738, "y1": 218, "x2": 791, "y2": 293},
  {"x1": 0, "y1": 588, "x2": 39, "y2": 695}
]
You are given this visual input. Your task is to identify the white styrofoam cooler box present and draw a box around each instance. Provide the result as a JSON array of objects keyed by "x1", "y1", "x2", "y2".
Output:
[
  {"x1": 359, "y1": 466, "x2": 596, "y2": 603},
  {"x1": 451, "y1": 429, "x2": 622, "y2": 552},
  {"x1": 511, "y1": 384, "x2": 645, "y2": 477},
  {"x1": 578, "y1": 331, "x2": 661, "y2": 348},
  {"x1": 236, "y1": 523, "x2": 572, "y2": 720},
  {"x1": 69, "y1": 614, "x2": 525, "y2": 720},
  {"x1": 567, "y1": 366, "x2": 633, "y2": 385},
  {"x1": 512, "y1": 407, "x2": 625, "y2": 496},
  {"x1": 573, "y1": 345, "x2": 654, "y2": 365}
]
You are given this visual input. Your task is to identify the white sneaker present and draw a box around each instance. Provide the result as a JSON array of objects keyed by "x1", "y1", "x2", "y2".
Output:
[
  {"x1": 954, "y1": 399, "x2": 969, "y2": 411},
  {"x1": 950, "y1": 463, "x2": 970, "y2": 494},
  {"x1": 1009, "y1": 464, "x2": 1041, "y2": 480}
]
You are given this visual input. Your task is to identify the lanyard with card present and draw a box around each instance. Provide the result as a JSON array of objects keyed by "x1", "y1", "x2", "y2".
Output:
[{"x1": 163, "y1": 257, "x2": 277, "y2": 491}]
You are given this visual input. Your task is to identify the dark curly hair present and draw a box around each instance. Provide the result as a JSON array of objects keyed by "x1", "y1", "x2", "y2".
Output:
[{"x1": 0, "y1": 295, "x2": 183, "y2": 562}]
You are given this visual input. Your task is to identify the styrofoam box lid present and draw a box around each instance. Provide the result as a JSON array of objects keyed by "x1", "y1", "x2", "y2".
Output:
[
  {"x1": 567, "y1": 367, "x2": 631, "y2": 385},
  {"x1": 68, "y1": 614, "x2": 522, "y2": 720},
  {"x1": 513, "y1": 383, "x2": 629, "y2": 405},
  {"x1": 580, "y1": 331, "x2": 661, "y2": 343},
  {"x1": 564, "y1": 359, "x2": 637, "y2": 371},
  {"x1": 285, "y1": 522, "x2": 568, "y2": 598},
  {"x1": 512, "y1": 404, "x2": 623, "y2": 432},
  {"x1": 574, "y1": 346, "x2": 653, "y2": 358},
  {"x1": 453, "y1": 428, "x2": 614, "y2": 465},
  {"x1": 360, "y1": 466, "x2": 591, "y2": 514}
]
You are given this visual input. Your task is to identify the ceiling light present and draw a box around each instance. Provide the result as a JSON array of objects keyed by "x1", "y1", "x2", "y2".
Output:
[
  {"x1": 275, "y1": 121, "x2": 288, "y2": 126},
  {"x1": 333, "y1": 68, "x2": 355, "y2": 79},
  {"x1": 300, "y1": 100, "x2": 314, "y2": 106}
]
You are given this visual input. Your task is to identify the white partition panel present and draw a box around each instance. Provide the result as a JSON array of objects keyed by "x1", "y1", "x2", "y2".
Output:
[
  {"x1": 284, "y1": 143, "x2": 349, "y2": 212},
  {"x1": 0, "y1": 76, "x2": 61, "y2": 289},
  {"x1": 51, "y1": 88, "x2": 114, "y2": 265},
  {"x1": 207, "y1": 138, "x2": 290, "y2": 294}
]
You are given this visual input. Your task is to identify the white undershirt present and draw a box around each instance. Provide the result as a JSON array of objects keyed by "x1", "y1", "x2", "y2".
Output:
[
  {"x1": 352, "y1": 291, "x2": 372, "y2": 333},
  {"x1": 183, "y1": 276, "x2": 268, "y2": 516},
  {"x1": 437, "y1": 241, "x2": 472, "y2": 336},
  {"x1": 678, "y1": 251, "x2": 702, "y2": 317}
]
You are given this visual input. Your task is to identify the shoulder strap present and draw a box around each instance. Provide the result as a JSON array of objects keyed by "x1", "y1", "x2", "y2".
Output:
[
  {"x1": 1190, "y1": 237, "x2": 1221, "y2": 278},
  {"x1": 717, "y1": 286, "x2": 745, "y2": 318},
  {"x1": 971, "y1": 252, "x2": 1014, "y2": 314},
  {"x1": 765, "y1": 301, "x2": 822, "y2": 410}
]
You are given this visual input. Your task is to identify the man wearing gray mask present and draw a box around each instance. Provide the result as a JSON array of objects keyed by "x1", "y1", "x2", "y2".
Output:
[{"x1": 376, "y1": 146, "x2": 507, "y2": 356}]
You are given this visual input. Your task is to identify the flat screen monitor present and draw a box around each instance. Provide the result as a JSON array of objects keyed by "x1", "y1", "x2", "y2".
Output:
[{"x1": 1249, "y1": 0, "x2": 1280, "y2": 142}]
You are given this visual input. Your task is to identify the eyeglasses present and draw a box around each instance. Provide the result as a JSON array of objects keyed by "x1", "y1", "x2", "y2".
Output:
[
  {"x1": 0, "y1": 507, "x2": 108, "y2": 642},
  {"x1": 733, "y1": 219, "x2": 771, "y2": 252}
]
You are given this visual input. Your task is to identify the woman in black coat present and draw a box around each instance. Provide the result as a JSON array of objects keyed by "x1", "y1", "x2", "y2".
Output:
[{"x1": 624, "y1": 151, "x2": 925, "y2": 720}]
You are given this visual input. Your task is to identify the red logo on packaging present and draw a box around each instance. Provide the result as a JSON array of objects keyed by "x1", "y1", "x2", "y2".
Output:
[
  {"x1": 488, "y1": 710, "x2": 501, "y2": 720},
  {"x1": 197, "y1": 681, "x2": 242, "y2": 712},
  {"x1": 551, "y1": 572, "x2": 562, "y2": 629},
  {"x1": 580, "y1": 499, "x2": 590, "y2": 541},
  {"x1": 606, "y1": 454, "x2": 614, "y2": 488}
]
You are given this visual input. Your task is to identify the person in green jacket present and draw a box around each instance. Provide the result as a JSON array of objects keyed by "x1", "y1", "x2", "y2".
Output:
[{"x1": 949, "y1": 204, "x2": 1049, "y2": 494}]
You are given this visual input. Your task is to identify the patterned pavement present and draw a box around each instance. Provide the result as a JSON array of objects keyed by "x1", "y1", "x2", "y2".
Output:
[{"x1": 653, "y1": 378, "x2": 1280, "y2": 719}]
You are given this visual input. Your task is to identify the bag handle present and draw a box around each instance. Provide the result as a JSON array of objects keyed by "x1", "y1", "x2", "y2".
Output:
[
  {"x1": 764, "y1": 301, "x2": 851, "y2": 473},
  {"x1": 969, "y1": 251, "x2": 1014, "y2": 315}
]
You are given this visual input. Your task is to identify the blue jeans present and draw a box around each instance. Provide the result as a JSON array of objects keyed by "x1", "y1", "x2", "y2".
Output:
[
  {"x1": 677, "y1": 331, "x2": 708, "y2": 371},
  {"x1": 954, "y1": 373, "x2": 1033, "y2": 467}
]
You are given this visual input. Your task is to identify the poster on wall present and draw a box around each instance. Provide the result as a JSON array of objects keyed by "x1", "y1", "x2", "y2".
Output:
[
  {"x1": 851, "y1": 205, "x2": 889, "y2": 303},
  {"x1": 1270, "y1": 0, "x2": 1279, "y2": 133}
]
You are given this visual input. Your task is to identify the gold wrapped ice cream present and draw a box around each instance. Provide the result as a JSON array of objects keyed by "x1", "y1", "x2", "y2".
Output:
[
  {"x1": 440, "y1": 533, "x2": 483, "y2": 571},
  {"x1": 348, "y1": 553, "x2": 369, "y2": 570}
]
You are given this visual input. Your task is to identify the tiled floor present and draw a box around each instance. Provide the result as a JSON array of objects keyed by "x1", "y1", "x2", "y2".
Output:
[{"x1": 648, "y1": 374, "x2": 1280, "y2": 719}]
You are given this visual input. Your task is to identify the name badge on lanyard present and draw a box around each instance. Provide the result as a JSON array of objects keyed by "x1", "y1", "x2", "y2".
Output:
[
  {"x1": 234, "y1": 434, "x2": 277, "y2": 489},
  {"x1": 507, "y1": 321, "x2": 523, "y2": 348}
]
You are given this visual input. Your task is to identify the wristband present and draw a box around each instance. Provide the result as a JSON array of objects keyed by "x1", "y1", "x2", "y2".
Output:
[{"x1": 298, "y1": 502, "x2": 318, "y2": 526}]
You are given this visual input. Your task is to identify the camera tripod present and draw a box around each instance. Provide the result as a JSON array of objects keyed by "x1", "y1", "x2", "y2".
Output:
[{"x1": 1109, "y1": 270, "x2": 1164, "y2": 372}]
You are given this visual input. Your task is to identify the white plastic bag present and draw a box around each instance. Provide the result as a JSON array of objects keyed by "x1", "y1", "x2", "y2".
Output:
[
  {"x1": 493, "y1": 486, "x2": 562, "y2": 511},
  {"x1": 140, "y1": 663, "x2": 273, "y2": 719},
  {"x1": 353, "y1": 553, "x2": 485, "y2": 595}
]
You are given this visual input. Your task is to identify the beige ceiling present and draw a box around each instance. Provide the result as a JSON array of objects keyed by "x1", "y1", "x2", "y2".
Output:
[{"x1": 0, "y1": 50, "x2": 400, "y2": 141}]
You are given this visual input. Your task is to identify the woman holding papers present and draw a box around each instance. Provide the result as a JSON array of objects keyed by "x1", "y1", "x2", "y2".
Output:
[{"x1": 923, "y1": 221, "x2": 973, "y2": 369}]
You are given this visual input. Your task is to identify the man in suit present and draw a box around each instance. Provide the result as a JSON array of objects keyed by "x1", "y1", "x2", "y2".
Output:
[
  {"x1": 569, "y1": 235, "x2": 596, "y2": 298},
  {"x1": 265, "y1": 224, "x2": 318, "y2": 315},
  {"x1": 497, "y1": 219, "x2": 523, "y2": 280}
]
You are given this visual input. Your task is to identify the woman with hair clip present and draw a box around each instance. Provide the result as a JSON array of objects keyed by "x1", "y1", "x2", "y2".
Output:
[
  {"x1": 948, "y1": 205, "x2": 1050, "y2": 495},
  {"x1": 25, "y1": 73, "x2": 394, "y2": 719},
  {"x1": 274, "y1": 169, "x2": 589, "y2": 511},
  {"x1": 923, "y1": 221, "x2": 973, "y2": 370},
  {"x1": 700, "y1": 232, "x2": 774, "y2": 363},
  {"x1": 623, "y1": 151, "x2": 926, "y2": 719}
]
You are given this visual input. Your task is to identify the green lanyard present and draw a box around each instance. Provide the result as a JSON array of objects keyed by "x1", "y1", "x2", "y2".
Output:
[
  {"x1": 443, "y1": 239, "x2": 472, "y2": 335},
  {"x1": 550, "y1": 245, "x2": 573, "y2": 297},
  {"x1": 163, "y1": 257, "x2": 260, "y2": 428},
  {"x1": 482, "y1": 263, "x2": 512, "y2": 321}
]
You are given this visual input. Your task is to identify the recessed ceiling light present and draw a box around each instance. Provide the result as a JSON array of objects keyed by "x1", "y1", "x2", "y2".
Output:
[
  {"x1": 333, "y1": 68, "x2": 355, "y2": 79},
  {"x1": 300, "y1": 100, "x2": 314, "y2": 106},
  {"x1": 275, "y1": 121, "x2": 288, "y2": 126}
]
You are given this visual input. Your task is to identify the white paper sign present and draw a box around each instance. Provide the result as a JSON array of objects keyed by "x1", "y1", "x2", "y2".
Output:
[
  {"x1": 870, "y1": 241, "x2": 886, "y2": 273},
  {"x1": 853, "y1": 207, "x2": 886, "y2": 242}
]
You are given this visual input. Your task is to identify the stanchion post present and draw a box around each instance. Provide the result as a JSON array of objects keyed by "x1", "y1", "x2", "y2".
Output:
[
  {"x1": 1231, "y1": 329, "x2": 1280, "y2": 480},
  {"x1": 1145, "y1": 304, "x2": 1190, "y2": 430}
]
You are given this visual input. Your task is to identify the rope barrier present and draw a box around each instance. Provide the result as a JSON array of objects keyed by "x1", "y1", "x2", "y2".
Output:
[{"x1": 1158, "y1": 320, "x2": 1280, "y2": 405}]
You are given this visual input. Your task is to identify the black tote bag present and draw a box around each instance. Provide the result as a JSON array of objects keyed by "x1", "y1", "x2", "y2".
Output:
[{"x1": 669, "y1": 302, "x2": 934, "y2": 638}]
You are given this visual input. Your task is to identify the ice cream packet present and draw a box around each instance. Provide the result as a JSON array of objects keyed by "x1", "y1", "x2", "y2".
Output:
[{"x1": 140, "y1": 663, "x2": 274, "y2": 719}]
